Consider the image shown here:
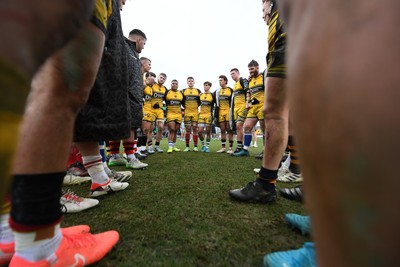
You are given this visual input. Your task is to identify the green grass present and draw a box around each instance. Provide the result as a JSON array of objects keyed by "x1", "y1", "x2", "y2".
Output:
[{"x1": 63, "y1": 138, "x2": 308, "y2": 267}]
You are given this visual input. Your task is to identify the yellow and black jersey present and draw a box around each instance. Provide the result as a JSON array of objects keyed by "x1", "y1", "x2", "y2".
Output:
[
  {"x1": 151, "y1": 83, "x2": 167, "y2": 109},
  {"x1": 215, "y1": 87, "x2": 232, "y2": 111},
  {"x1": 268, "y1": 0, "x2": 286, "y2": 54},
  {"x1": 91, "y1": 0, "x2": 112, "y2": 34},
  {"x1": 199, "y1": 92, "x2": 214, "y2": 116},
  {"x1": 182, "y1": 88, "x2": 201, "y2": 114},
  {"x1": 233, "y1": 78, "x2": 249, "y2": 108},
  {"x1": 143, "y1": 85, "x2": 153, "y2": 111},
  {"x1": 165, "y1": 89, "x2": 184, "y2": 114},
  {"x1": 266, "y1": 0, "x2": 286, "y2": 78},
  {"x1": 248, "y1": 74, "x2": 264, "y2": 104}
]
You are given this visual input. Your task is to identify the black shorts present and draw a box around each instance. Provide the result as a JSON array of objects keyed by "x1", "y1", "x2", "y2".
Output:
[
  {"x1": 131, "y1": 103, "x2": 143, "y2": 129},
  {"x1": 266, "y1": 48, "x2": 286, "y2": 78}
]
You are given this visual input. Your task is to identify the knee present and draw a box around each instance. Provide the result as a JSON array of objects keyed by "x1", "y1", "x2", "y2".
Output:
[
  {"x1": 243, "y1": 124, "x2": 252, "y2": 133},
  {"x1": 142, "y1": 127, "x2": 150, "y2": 135},
  {"x1": 31, "y1": 52, "x2": 100, "y2": 115},
  {"x1": 263, "y1": 92, "x2": 288, "y2": 120},
  {"x1": 263, "y1": 99, "x2": 289, "y2": 121}
]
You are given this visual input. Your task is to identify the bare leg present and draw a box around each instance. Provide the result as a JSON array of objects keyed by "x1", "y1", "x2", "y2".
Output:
[
  {"x1": 236, "y1": 122, "x2": 244, "y2": 147},
  {"x1": 198, "y1": 126, "x2": 205, "y2": 144},
  {"x1": 205, "y1": 125, "x2": 211, "y2": 141},
  {"x1": 148, "y1": 123, "x2": 155, "y2": 146},
  {"x1": 252, "y1": 127, "x2": 257, "y2": 145},
  {"x1": 168, "y1": 122, "x2": 177, "y2": 146},
  {"x1": 75, "y1": 142, "x2": 102, "y2": 161},
  {"x1": 228, "y1": 126, "x2": 234, "y2": 150},
  {"x1": 10, "y1": 23, "x2": 103, "y2": 251},
  {"x1": 288, "y1": 0, "x2": 400, "y2": 265},
  {"x1": 142, "y1": 121, "x2": 152, "y2": 149},
  {"x1": 219, "y1": 122, "x2": 227, "y2": 149},
  {"x1": 0, "y1": 0, "x2": 95, "y2": 78},
  {"x1": 0, "y1": 0, "x2": 95, "y2": 206},
  {"x1": 262, "y1": 77, "x2": 289, "y2": 170},
  {"x1": 6, "y1": 17, "x2": 117, "y2": 265},
  {"x1": 13, "y1": 23, "x2": 104, "y2": 174},
  {"x1": 155, "y1": 121, "x2": 164, "y2": 143},
  {"x1": 174, "y1": 124, "x2": 180, "y2": 143}
]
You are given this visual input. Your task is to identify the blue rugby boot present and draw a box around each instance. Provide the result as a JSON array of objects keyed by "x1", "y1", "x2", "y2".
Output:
[
  {"x1": 264, "y1": 242, "x2": 317, "y2": 267},
  {"x1": 285, "y1": 213, "x2": 311, "y2": 235}
]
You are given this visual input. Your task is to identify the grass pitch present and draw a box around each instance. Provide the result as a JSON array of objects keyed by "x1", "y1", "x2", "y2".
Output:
[{"x1": 63, "y1": 138, "x2": 308, "y2": 267}]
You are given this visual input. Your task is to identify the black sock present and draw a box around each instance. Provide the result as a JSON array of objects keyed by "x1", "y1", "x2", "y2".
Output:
[
  {"x1": 138, "y1": 136, "x2": 147, "y2": 147},
  {"x1": 288, "y1": 135, "x2": 301, "y2": 174},
  {"x1": 256, "y1": 167, "x2": 277, "y2": 191},
  {"x1": 10, "y1": 172, "x2": 64, "y2": 227},
  {"x1": 237, "y1": 141, "x2": 243, "y2": 149}
]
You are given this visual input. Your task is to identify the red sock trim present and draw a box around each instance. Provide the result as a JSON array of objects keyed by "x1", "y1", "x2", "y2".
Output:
[
  {"x1": 67, "y1": 145, "x2": 82, "y2": 168},
  {"x1": 109, "y1": 141, "x2": 120, "y2": 154},
  {"x1": 193, "y1": 134, "x2": 198, "y2": 146},
  {"x1": 9, "y1": 217, "x2": 63, "y2": 232},
  {"x1": 185, "y1": 133, "x2": 190, "y2": 145},
  {"x1": 83, "y1": 158, "x2": 103, "y2": 169},
  {"x1": 123, "y1": 141, "x2": 135, "y2": 155}
]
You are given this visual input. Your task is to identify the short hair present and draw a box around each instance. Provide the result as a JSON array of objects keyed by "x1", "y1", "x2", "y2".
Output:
[
  {"x1": 171, "y1": 79, "x2": 178, "y2": 83},
  {"x1": 187, "y1": 76, "x2": 194, "y2": 81},
  {"x1": 140, "y1": 57, "x2": 151, "y2": 63},
  {"x1": 159, "y1": 72, "x2": 167, "y2": 78},
  {"x1": 203, "y1": 81, "x2": 212, "y2": 87},
  {"x1": 230, "y1": 68, "x2": 239, "y2": 73},
  {"x1": 145, "y1": 72, "x2": 156, "y2": 78},
  {"x1": 219, "y1": 75, "x2": 228, "y2": 83},
  {"x1": 129, "y1": 29, "x2": 147, "y2": 40},
  {"x1": 248, "y1": 60, "x2": 259, "y2": 67}
]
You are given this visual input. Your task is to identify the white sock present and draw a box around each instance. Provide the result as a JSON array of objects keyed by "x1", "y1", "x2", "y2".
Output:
[
  {"x1": 110, "y1": 153, "x2": 121, "y2": 159},
  {"x1": 82, "y1": 155, "x2": 109, "y2": 184},
  {"x1": 0, "y1": 214, "x2": 13, "y2": 244},
  {"x1": 103, "y1": 162, "x2": 111, "y2": 175},
  {"x1": 283, "y1": 155, "x2": 291, "y2": 168},
  {"x1": 14, "y1": 224, "x2": 62, "y2": 262},
  {"x1": 127, "y1": 153, "x2": 136, "y2": 162}
]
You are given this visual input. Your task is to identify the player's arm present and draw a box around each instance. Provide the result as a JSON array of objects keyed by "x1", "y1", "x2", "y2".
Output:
[
  {"x1": 197, "y1": 89, "x2": 201, "y2": 106},
  {"x1": 228, "y1": 87, "x2": 233, "y2": 106},
  {"x1": 164, "y1": 89, "x2": 169, "y2": 105},
  {"x1": 246, "y1": 90, "x2": 251, "y2": 110},
  {"x1": 181, "y1": 89, "x2": 186, "y2": 107},
  {"x1": 211, "y1": 93, "x2": 216, "y2": 113}
]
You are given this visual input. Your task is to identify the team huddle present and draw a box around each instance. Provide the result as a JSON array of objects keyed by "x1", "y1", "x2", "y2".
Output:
[
  {"x1": 139, "y1": 60, "x2": 265, "y2": 156},
  {"x1": 2, "y1": 0, "x2": 391, "y2": 265}
]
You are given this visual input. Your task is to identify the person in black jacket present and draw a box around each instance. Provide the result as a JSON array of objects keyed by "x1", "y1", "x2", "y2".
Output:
[{"x1": 108, "y1": 29, "x2": 148, "y2": 170}]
